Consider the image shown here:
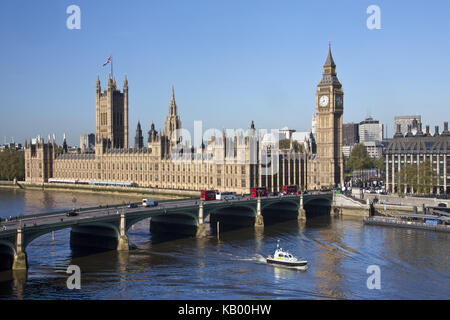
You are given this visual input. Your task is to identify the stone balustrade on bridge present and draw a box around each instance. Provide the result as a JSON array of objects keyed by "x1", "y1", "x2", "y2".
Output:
[{"x1": 0, "y1": 192, "x2": 332, "y2": 271}]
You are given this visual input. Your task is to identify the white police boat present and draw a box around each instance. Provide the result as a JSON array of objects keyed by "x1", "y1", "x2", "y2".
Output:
[{"x1": 266, "y1": 241, "x2": 308, "y2": 269}]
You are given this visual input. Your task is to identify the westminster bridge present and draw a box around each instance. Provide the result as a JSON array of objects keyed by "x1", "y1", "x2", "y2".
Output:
[{"x1": 0, "y1": 192, "x2": 332, "y2": 270}]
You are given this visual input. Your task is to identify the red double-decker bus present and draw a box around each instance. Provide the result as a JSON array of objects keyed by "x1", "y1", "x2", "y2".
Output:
[
  {"x1": 200, "y1": 190, "x2": 216, "y2": 201},
  {"x1": 281, "y1": 185, "x2": 297, "y2": 195},
  {"x1": 251, "y1": 187, "x2": 267, "y2": 197}
]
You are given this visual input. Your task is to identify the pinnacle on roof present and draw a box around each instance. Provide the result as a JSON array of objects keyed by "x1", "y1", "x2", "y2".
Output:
[
  {"x1": 169, "y1": 84, "x2": 178, "y2": 115},
  {"x1": 324, "y1": 41, "x2": 336, "y2": 67}
]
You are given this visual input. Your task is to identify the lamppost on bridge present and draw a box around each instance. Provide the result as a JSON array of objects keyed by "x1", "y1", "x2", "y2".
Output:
[
  {"x1": 72, "y1": 196, "x2": 77, "y2": 211},
  {"x1": 255, "y1": 195, "x2": 263, "y2": 227}
]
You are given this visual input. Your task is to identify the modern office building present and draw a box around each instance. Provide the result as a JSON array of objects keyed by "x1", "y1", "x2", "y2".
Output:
[
  {"x1": 364, "y1": 140, "x2": 383, "y2": 159},
  {"x1": 80, "y1": 133, "x2": 95, "y2": 151},
  {"x1": 394, "y1": 115, "x2": 421, "y2": 136},
  {"x1": 343, "y1": 123, "x2": 359, "y2": 146},
  {"x1": 359, "y1": 117, "x2": 383, "y2": 143}
]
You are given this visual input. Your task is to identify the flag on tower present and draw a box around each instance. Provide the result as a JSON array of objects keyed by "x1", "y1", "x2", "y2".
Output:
[{"x1": 103, "y1": 55, "x2": 112, "y2": 66}]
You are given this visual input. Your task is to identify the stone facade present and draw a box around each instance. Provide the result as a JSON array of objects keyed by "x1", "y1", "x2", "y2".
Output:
[
  {"x1": 96, "y1": 74, "x2": 128, "y2": 149},
  {"x1": 24, "y1": 135, "x2": 55, "y2": 184},
  {"x1": 385, "y1": 123, "x2": 450, "y2": 195},
  {"x1": 307, "y1": 44, "x2": 344, "y2": 189},
  {"x1": 25, "y1": 46, "x2": 344, "y2": 193}
]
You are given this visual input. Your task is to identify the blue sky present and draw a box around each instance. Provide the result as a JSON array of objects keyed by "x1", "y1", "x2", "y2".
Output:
[{"x1": 1, "y1": 0, "x2": 449, "y2": 146}]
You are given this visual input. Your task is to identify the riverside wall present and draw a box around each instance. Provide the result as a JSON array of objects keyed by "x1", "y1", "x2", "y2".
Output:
[
  {"x1": 363, "y1": 194, "x2": 450, "y2": 208},
  {"x1": 331, "y1": 193, "x2": 436, "y2": 217},
  {"x1": 0, "y1": 180, "x2": 198, "y2": 198},
  {"x1": 332, "y1": 193, "x2": 370, "y2": 217},
  {"x1": 0, "y1": 180, "x2": 20, "y2": 189}
]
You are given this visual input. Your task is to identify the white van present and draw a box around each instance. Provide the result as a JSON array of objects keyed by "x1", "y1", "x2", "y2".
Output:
[
  {"x1": 216, "y1": 192, "x2": 237, "y2": 200},
  {"x1": 142, "y1": 198, "x2": 158, "y2": 207}
]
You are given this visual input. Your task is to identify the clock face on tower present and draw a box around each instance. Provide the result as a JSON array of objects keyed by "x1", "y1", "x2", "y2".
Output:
[
  {"x1": 319, "y1": 95, "x2": 329, "y2": 107},
  {"x1": 335, "y1": 95, "x2": 343, "y2": 107}
]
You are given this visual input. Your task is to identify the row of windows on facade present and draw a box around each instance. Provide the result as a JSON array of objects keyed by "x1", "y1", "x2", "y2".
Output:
[
  {"x1": 100, "y1": 112, "x2": 124, "y2": 126},
  {"x1": 386, "y1": 155, "x2": 449, "y2": 166},
  {"x1": 387, "y1": 160, "x2": 449, "y2": 164},
  {"x1": 53, "y1": 160, "x2": 299, "y2": 173},
  {"x1": 53, "y1": 161, "x2": 249, "y2": 174},
  {"x1": 387, "y1": 174, "x2": 450, "y2": 183},
  {"x1": 387, "y1": 147, "x2": 448, "y2": 153},
  {"x1": 386, "y1": 154, "x2": 448, "y2": 159},
  {"x1": 387, "y1": 164, "x2": 448, "y2": 171},
  {"x1": 51, "y1": 170, "x2": 248, "y2": 187}
]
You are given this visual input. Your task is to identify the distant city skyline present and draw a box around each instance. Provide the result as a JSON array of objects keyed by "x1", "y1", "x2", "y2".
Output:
[{"x1": 1, "y1": 0, "x2": 449, "y2": 146}]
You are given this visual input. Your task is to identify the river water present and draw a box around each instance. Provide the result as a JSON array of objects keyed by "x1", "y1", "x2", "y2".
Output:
[{"x1": 0, "y1": 188, "x2": 448, "y2": 300}]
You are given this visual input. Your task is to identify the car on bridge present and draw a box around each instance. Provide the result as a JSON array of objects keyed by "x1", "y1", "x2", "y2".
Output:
[
  {"x1": 142, "y1": 198, "x2": 158, "y2": 207},
  {"x1": 216, "y1": 191, "x2": 237, "y2": 200},
  {"x1": 66, "y1": 210, "x2": 78, "y2": 217},
  {"x1": 127, "y1": 202, "x2": 138, "y2": 208}
]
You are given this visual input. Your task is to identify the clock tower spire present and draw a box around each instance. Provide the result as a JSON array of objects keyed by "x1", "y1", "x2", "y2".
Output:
[{"x1": 312, "y1": 43, "x2": 344, "y2": 189}]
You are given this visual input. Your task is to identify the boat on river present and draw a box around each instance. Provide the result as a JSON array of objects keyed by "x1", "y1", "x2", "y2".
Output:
[{"x1": 266, "y1": 241, "x2": 308, "y2": 269}]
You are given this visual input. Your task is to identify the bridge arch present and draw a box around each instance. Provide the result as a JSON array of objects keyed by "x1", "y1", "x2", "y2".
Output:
[
  {"x1": 206, "y1": 204, "x2": 256, "y2": 218},
  {"x1": 303, "y1": 196, "x2": 332, "y2": 217},
  {"x1": 260, "y1": 197, "x2": 300, "y2": 223},
  {"x1": 69, "y1": 221, "x2": 123, "y2": 251},
  {"x1": 19, "y1": 222, "x2": 122, "y2": 253},
  {"x1": 0, "y1": 239, "x2": 16, "y2": 270},
  {"x1": 0, "y1": 239, "x2": 16, "y2": 256}
]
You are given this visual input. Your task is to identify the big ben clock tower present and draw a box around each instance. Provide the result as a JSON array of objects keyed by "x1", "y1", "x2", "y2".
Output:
[{"x1": 314, "y1": 43, "x2": 344, "y2": 188}]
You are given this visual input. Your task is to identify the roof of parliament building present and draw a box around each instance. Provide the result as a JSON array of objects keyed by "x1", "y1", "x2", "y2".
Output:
[
  {"x1": 385, "y1": 122, "x2": 450, "y2": 154},
  {"x1": 55, "y1": 153, "x2": 95, "y2": 160}
]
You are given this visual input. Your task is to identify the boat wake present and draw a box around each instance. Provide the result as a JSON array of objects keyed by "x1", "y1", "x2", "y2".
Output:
[{"x1": 236, "y1": 254, "x2": 267, "y2": 264}]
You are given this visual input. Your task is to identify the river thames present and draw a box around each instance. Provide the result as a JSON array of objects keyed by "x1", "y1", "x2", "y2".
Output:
[{"x1": 0, "y1": 188, "x2": 448, "y2": 300}]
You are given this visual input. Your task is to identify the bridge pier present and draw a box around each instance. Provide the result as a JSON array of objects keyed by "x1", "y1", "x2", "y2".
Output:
[
  {"x1": 196, "y1": 201, "x2": 206, "y2": 238},
  {"x1": 254, "y1": 197, "x2": 264, "y2": 227},
  {"x1": 12, "y1": 228, "x2": 27, "y2": 270},
  {"x1": 298, "y1": 193, "x2": 306, "y2": 220},
  {"x1": 117, "y1": 212, "x2": 129, "y2": 251}
]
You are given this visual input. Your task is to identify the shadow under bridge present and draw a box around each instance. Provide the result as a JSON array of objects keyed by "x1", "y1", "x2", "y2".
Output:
[{"x1": 303, "y1": 194, "x2": 333, "y2": 218}]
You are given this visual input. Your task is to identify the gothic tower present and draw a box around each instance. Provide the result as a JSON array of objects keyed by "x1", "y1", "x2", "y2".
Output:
[
  {"x1": 95, "y1": 74, "x2": 129, "y2": 152},
  {"x1": 164, "y1": 85, "x2": 182, "y2": 151},
  {"x1": 134, "y1": 121, "x2": 143, "y2": 149},
  {"x1": 314, "y1": 43, "x2": 344, "y2": 188},
  {"x1": 148, "y1": 123, "x2": 158, "y2": 143}
]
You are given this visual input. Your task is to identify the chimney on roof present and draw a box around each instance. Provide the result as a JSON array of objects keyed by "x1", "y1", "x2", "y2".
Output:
[
  {"x1": 425, "y1": 125, "x2": 431, "y2": 136},
  {"x1": 394, "y1": 124, "x2": 403, "y2": 138},
  {"x1": 405, "y1": 125, "x2": 413, "y2": 137},
  {"x1": 417, "y1": 123, "x2": 424, "y2": 136},
  {"x1": 434, "y1": 126, "x2": 440, "y2": 137},
  {"x1": 442, "y1": 122, "x2": 449, "y2": 136}
]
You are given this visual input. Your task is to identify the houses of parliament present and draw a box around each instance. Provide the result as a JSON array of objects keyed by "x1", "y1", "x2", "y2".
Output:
[{"x1": 24, "y1": 45, "x2": 344, "y2": 193}]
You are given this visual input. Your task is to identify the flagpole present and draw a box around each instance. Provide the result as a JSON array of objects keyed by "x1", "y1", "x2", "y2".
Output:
[{"x1": 111, "y1": 54, "x2": 113, "y2": 78}]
